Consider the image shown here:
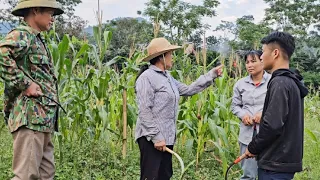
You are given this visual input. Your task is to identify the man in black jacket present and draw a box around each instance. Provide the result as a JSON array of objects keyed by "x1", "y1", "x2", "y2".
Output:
[{"x1": 245, "y1": 31, "x2": 309, "y2": 179}]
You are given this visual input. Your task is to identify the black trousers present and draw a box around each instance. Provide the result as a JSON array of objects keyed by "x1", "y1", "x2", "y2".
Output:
[{"x1": 137, "y1": 137, "x2": 174, "y2": 180}]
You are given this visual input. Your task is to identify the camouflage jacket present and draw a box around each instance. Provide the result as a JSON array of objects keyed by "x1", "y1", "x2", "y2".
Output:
[{"x1": 0, "y1": 21, "x2": 59, "y2": 133}]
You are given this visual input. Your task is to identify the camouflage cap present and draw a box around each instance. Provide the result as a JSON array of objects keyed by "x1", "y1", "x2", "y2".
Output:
[{"x1": 12, "y1": 0, "x2": 64, "y2": 17}]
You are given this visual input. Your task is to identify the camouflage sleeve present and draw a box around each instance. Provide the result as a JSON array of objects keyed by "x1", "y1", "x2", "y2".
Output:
[{"x1": 0, "y1": 30, "x2": 32, "y2": 91}]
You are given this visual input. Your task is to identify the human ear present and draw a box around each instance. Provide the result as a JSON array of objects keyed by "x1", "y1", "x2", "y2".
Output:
[{"x1": 273, "y1": 48, "x2": 280, "y2": 60}]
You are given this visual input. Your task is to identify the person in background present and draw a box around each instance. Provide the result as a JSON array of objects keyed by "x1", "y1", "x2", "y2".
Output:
[
  {"x1": 245, "y1": 32, "x2": 309, "y2": 180},
  {"x1": 0, "y1": 0, "x2": 63, "y2": 179},
  {"x1": 134, "y1": 37, "x2": 223, "y2": 180},
  {"x1": 231, "y1": 50, "x2": 271, "y2": 179}
]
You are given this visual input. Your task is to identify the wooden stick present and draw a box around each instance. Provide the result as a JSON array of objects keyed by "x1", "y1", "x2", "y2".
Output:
[{"x1": 122, "y1": 89, "x2": 127, "y2": 159}]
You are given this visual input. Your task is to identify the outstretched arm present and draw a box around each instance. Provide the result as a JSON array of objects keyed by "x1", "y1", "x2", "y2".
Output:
[{"x1": 173, "y1": 65, "x2": 223, "y2": 96}]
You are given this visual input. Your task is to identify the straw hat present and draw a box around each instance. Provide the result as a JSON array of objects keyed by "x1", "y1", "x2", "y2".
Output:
[
  {"x1": 12, "y1": 0, "x2": 64, "y2": 17},
  {"x1": 140, "y1": 37, "x2": 182, "y2": 62}
]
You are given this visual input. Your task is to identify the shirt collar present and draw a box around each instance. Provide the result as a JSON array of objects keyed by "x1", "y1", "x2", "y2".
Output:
[
  {"x1": 149, "y1": 65, "x2": 168, "y2": 76},
  {"x1": 262, "y1": 71, "x2": 270, "y2": 83},
  {"x1": 244, "y1": 71, "x2": 269, "y2": 85},
  {"x1": 20, "y1": 21, "x2": 40, "y2": 35}
]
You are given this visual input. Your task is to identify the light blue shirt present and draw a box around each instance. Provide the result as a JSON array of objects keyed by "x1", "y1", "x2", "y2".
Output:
[{"x1": 231, "y1": 71, "x2": 271, "y2": 145}]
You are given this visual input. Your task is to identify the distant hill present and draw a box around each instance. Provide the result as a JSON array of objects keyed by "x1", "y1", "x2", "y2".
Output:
[
  {"x1": 84, "y1": 26, "x2": 94, "y2": 35},
  {"x1": 1, "y1": 17, "x2": 148, "y2": 36},
  {"x1": 112, "y1": 17, "x2": 146, "y2": 22},
  {"x1": 84, "y1": 17, "x2": 148, "y2": 36},
  {"x1": 0, "y1": 22, "x2": 94, "y2": 36},
  {"x1": 0, "y1": 22, "x2": 15, "y2": 34}
]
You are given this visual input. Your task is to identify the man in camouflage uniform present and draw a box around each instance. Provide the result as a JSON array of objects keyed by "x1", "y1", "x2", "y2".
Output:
[{"x1": 0, "y1": 0, "x2": 64, "y2": 179}]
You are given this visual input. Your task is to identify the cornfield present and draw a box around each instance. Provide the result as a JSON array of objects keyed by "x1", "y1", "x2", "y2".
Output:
[
  {"x1": 46, "y1": 23, "x2": 244, "y2": 178},
  {"x1": 0, "y1": 23, "x2": 319, "y2": 180}
]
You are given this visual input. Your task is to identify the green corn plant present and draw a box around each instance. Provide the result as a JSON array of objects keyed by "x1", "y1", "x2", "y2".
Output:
[
  {"x1": 304, "y1": 88, "x2": 320, "y2": 150},
  {"x1": 174, "y1": 50, "x2": 241, "y2": 174},
  {"x1": 39, "y1": 16, "x2": 250, "y2": 178}
]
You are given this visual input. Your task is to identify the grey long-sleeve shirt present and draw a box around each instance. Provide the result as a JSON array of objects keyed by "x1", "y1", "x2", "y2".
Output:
[
  {"x1": 135, "y1": 65, "x2": 218, "y2": 145},
  {"x1": 231, "y1": 71, "x2": 271, "y2": 145}
]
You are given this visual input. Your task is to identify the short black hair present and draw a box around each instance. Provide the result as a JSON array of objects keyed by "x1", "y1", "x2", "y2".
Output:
[
  {"x1": 260, "y1": 31, "x2": 295, "y2": 59},
  {"x1": 244, "y1": 50, "x2": 263, "y2": 62}
]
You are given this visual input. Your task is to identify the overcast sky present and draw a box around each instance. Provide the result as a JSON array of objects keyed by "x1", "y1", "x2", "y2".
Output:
[
  {"x1": 0, "y1": 0, "x2": 269, "y2": 36},
  {"x1": 74, "y1": 0, "x2": 269, "y2": 36}
]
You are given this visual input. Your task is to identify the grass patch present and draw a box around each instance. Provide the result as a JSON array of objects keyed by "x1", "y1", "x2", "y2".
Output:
[{"x1": 0, "y1": 96, "x2": 319, "y2": 179}]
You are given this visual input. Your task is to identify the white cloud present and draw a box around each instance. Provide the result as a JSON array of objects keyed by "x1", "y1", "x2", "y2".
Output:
[
  {"x1": 81, "y1": 0, "x2": 118, "y2": 4},
  {"x1": 1, "y1": 0, "x2": 268, "y2": 32},
  {"x1": 221, "y1": 16, "x2": 238, "y2": 22},
  {"x1": 0, "y1": 3, "x2": 10, "y2": 9},
  {"x1": 74, "y1": 0, "x2": 268, "y2": 38},
  {"x1": 75, "y1": 0, "x2": 146, "y2": 25},
  {"x1": 217, "y1": 3, "x2": 230, "y2": 10},
  {"x1": 72, "y1": 0, "x2": 269, "y2": 39},
  {"x1": 236, "y1": 0, "x2": 249, "y2": 4},
  {"x1": 202, "y1": 0, "x2": 268, "y2": 37}
]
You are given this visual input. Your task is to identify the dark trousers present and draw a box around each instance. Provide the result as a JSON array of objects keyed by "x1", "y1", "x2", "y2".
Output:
[
  {"x1": 258, "y1": 168, "x2": 295, "y2": 180},
  {"x1": 137, "y1": 137, "x2": 174, "y2": 180}
]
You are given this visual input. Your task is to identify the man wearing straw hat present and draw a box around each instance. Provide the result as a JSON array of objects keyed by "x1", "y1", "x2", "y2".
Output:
[
  {"x1": 135, "y1": 37, "x2": 223, "y2": 180},
  {"x1": 0, "y1": 0, "x2": 63, "y2": 179}
]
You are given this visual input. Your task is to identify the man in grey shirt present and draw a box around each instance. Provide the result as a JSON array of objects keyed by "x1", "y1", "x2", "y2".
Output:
[{"x1": 231, "y1": 50, "x2": 271, "y2": 179}]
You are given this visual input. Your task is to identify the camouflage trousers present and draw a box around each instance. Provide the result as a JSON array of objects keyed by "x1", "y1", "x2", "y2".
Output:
[{"x1": 11, "y1": 127, "x2": 55, "y2": 180}]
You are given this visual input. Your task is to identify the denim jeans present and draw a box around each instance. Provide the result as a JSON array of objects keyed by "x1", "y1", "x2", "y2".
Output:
[{"x1": 240, "y1": 142, "x2": 258, "y2": 180}]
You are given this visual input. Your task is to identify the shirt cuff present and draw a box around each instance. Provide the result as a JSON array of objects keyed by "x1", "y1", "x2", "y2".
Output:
[
  {"x1": 248, "y1": 141, "x2": 258, "y2": 155},
  {"x1": 151, "y1": 132, "x2": 165, "y2": 144},
  {"x1": 237, "y1": 111, "x2": 247, "y2": 120},
  {"x1": 208, "y1": 69, "x2": 218, "y2": 79},
  {"x1": 203, "y1": 70, "x2": 218, "y2": 82}
]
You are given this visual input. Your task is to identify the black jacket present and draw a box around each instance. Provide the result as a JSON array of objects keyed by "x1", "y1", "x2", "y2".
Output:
[{"x1": 248, "y1": 68, "x2": 309, "y2": 173}]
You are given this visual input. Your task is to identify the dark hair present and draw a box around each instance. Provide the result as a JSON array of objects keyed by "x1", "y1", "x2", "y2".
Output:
[
  {"x1": 244, "y1": 50, "x2": 263, "y2": 62},
  {"x1": 135, "y1": 53, "x2": 164, "y2": 82},
  {"x1": 260, "y1": 31, "x2": 295, "y2": 59}
]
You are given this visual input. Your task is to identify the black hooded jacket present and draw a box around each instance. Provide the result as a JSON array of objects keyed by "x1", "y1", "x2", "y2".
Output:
[{"x1": 248, "y1": 68, "x2": 309, "y2": 173}]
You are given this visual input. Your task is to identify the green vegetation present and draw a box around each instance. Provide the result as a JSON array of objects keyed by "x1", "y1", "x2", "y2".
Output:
[{"x1": 0, "y1": 0, "x2": 319, "y2": 179}]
